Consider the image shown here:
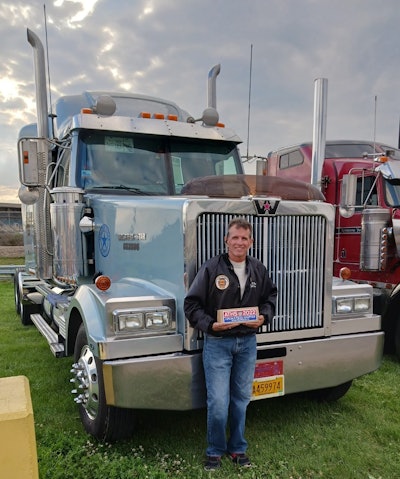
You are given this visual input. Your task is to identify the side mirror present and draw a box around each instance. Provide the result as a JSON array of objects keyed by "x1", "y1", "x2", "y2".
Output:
[
  {"x1": 18, "y1": 138, "x2": 48, "y2": 187},
  {"x1": 339, "y1": 174, "x2": 357, "y2": 218},
  {"x1": 255, "y1": 159, "x2": 267, "y2": 176}
]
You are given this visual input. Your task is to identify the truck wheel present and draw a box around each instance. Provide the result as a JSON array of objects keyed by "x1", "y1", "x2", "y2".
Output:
[
  {"x1": 14, "y1": 271, "x2": 37, "y2": 326},
  {"x1": 394, "y1": 322, "x2": 400, "y2": 360},
  {"x1": 309, "y1": 380, "x2": 353, "y2": 402},
  {"x1": 14, "y1": 271, "x2": 21, "y2": 314},
  {"x1": 72, "y1": 324, "x2": 135, "y2": 442}
]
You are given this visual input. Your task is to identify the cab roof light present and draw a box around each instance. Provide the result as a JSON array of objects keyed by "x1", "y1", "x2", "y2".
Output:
[
  {"x1": 216, "y1": 122, "x2": 225, "y2": 128},
  {"x1": 167, "y1": 114, "x2": 178, "y2": 121},
  {"x1": 140, "y1": 112, "x2": 151, "y2": 118},
  {"x1": 153, "y1": 113, "x2": 165, "y2": 120},
  {"x1": 81, "y1": 108, "x2": 93, "y2": 114}
]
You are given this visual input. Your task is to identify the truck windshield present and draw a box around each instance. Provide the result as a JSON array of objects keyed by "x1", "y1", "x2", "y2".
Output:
[{"x1": 77, "y1": 132, "x2": 242, "y2": 194}]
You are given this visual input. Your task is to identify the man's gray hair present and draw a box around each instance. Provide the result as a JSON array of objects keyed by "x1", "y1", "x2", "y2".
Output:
[{"x1": 227, "y1": 217, "x2": 252, "y2": 237}]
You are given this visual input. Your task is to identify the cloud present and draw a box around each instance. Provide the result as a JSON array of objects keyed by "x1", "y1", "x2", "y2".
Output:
[{"x1": 0, "y1": 0, "x2": 400, "y2": 202}]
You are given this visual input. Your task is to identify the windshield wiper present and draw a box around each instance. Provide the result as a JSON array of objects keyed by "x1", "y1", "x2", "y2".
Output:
[{"x1": 89, "y1": 185, "x2": 152, "y2": 195}]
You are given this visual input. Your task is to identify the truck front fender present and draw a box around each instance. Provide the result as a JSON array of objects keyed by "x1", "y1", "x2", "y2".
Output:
[{"x1": 66, "y1": 278, "x2": 177, "y2": 357}]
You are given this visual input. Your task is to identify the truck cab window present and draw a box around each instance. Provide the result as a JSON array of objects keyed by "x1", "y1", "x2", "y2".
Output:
[
  {"x1": 279, "y1": 150, "x2": 303, "y2": 170},
  {"x1": 51, "y1": 140, "x2": 71, "y2": 187},
  {"x1": 356, "y1": 176, "x2": 378, "y2": 207}
]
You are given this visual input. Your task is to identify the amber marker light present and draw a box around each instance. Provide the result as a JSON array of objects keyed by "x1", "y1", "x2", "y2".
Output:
[
  {"x1": 23, "y1": 151, "x2": 29, "y2": 164},
  {"x1": 81, "y1": 108, "x2": 93, "y2": 114},
  {"x1": 95, "y1": 275, "x2": 111, "y2": 291},
  {"x1": 339, "y1": 267, "x2": 351, "y2": 281},
  {"x1": 153, "y1": 113, "x2": 165, "y2": 119},
  {"x1": 140, "y1": 112, "x2": 151, "y2": 118},
  {"x1": 378, "y1": 156, "x2": 389, "y2": 163},
  {"x1": 167, "y1": 114, "x2": 178, "y2": 121}
]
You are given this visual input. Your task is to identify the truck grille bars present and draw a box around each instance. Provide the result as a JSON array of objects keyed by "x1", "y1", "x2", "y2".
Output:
[{"x1": 196, "y1": 213, "x2": 326, "y2": 333}]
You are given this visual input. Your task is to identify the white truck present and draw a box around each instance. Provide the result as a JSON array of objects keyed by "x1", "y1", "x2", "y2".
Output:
[{"x1": 15, "y1": 29, "x2": 383, "y2": 441}]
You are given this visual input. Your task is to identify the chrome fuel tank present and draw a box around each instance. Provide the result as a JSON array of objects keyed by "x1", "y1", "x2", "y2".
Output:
[{"x1": 50, "y1": 187, "x2": 85, "y2": 283}]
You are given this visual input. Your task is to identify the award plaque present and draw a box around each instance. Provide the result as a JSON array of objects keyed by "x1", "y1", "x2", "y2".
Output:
[{"x1": 217, "y1": 306, "x2": 259, "y2": 324}]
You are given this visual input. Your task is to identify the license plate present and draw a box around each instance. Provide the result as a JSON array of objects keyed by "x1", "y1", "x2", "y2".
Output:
[{"x1": 252, "y1": 375, "x2": 284, "y2": 399}]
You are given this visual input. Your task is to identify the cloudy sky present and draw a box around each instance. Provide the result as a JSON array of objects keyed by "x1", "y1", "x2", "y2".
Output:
[{"x1": 1, "y1": 0, "x2": 399, "y2": 202}]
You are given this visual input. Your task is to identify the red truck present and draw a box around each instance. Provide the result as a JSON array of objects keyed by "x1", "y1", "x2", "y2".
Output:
[{"x1": 264, "y1": 139, "x2": 400, "y2": 357}]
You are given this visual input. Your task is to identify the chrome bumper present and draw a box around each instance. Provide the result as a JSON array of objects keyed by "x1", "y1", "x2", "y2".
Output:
[{"x1": 102, "y1": 331, "x2": 384, "y2": 409}]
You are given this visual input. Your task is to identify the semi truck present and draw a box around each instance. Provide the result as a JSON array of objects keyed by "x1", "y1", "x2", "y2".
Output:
[
  {"x1": 14, "y1": 29, "x2": 383, "y2": 442},
  {"x1": 265, "y1": 139, "x2": 400, "y2": 357}
]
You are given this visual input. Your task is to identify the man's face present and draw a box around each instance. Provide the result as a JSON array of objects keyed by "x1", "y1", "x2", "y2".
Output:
[{"x1": 225, "y1": 225, "x2": 253, "y2": 262}]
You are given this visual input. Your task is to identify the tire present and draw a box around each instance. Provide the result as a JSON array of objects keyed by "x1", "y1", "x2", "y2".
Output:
[
  {"x1": 14, "y1": 271, "x2": 39, "y2": 326},
  {"x1": 20, "y1": 302, "x2": 40, "y2": 326},
  {"x1": 394, "y1": 321, "x2": 400, "y2": 360},
  {"x1": 72, "y1": 324, "x2": 136, "y2": 442},
  {"x1": 14, "y1": 270, "x2": 21, "y2": 314},
  {"x1": 309, "y1": 380, "x2": 353, "y2": 402}
]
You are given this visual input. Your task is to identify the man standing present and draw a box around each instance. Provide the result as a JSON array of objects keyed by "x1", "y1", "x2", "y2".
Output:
[{"x1": 184, "y1": 217, "x2": 277, "y2": 471}]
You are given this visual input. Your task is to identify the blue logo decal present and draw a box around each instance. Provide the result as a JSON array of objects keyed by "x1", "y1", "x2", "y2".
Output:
[{"x1": 99, "y1": 224, "x2": 111, "y2": 257}]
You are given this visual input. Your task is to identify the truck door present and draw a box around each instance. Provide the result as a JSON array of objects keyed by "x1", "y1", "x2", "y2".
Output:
[{"x1": 335, "y1": 174, "x2": 378, "y2": 268}]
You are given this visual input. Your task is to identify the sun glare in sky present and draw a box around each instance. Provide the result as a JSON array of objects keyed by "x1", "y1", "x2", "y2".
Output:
[{"x1": 54, "y1": 0, "x2": 100, "y2": 26}]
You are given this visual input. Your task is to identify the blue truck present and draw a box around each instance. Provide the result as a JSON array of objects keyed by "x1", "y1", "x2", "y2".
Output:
[{"x1": 15, "y1": 29, "x2": 383, "y2": 441}]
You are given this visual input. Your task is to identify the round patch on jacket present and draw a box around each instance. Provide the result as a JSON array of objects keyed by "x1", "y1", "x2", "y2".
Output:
[{"x1": 215, "y1": 275, "x2": 230, "y2": 290}]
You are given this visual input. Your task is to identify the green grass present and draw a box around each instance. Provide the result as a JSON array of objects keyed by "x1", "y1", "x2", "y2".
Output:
[
  {"x1": 0, "y1": 256, "x2": 25, "y2": 265},
  {"x1": 1, "y1": 279, "x2": 399, "y2": 478}
]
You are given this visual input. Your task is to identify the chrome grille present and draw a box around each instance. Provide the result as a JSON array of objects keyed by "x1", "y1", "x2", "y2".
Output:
[{"x1": 196, "y1": 213, "x2": 326, "y2": 332}]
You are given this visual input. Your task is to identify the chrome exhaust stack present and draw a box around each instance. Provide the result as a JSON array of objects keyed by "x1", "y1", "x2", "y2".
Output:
[
  {"x1": 311, "y1": 78, "x2": 328, "y2": 188},
  {"x1": 27, "y1": 28, "x2": 49, "y2": 139},
  {"x1": 207, "y1": 64, "x2": 220, "y2": 109},
  {"x1": 26, "y1": 28, "x2": 53, "y2": 279}
]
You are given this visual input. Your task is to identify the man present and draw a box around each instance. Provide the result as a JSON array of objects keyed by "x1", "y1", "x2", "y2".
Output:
[{"x1": 184, "y1": 217, "x2": 277, "y2": 471}]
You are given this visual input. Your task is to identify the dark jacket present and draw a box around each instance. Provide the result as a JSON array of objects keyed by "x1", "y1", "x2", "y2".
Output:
[{"x1": 184, "y1": 253, "x2": 277, "y2": 337}]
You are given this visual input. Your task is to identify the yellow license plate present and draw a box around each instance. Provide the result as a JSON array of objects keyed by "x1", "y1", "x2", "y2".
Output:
[{"x1": 252, "y1": 375, "x2": 284, "y2": 399}]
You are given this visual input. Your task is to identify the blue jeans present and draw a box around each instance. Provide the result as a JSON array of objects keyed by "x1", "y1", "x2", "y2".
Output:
[{"x1": 202, "y1": 333, "x2": 257, "y2": 457}]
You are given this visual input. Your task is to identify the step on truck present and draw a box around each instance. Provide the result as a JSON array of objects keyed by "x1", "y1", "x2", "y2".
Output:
[
  {"x1": 14, "y1": 29, "x2": 384, "y2": 441},
  {"x1": 263, "y1": 79, "x2": 400, "y2": 358}
]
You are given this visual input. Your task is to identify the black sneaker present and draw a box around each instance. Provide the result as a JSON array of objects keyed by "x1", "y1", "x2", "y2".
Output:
[
  {"x1": 228, "y1": 452, "x2": 252, "y2": 467},
  {"x1": 204, "y1": 456, "x2": 222, "y2": 471}
]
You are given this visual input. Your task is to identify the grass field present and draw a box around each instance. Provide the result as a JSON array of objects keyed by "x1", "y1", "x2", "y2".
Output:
[{"x1": 1, "y1": 278, "x2": 399, "y2": 478}]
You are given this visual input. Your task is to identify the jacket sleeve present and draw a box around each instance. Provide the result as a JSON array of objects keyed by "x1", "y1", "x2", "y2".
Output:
[
  {"x1": 184, "y1": 265, "x2": 216, "y2": 333},
  {"x1": 258, "y1": 271, "x2": 277, "y2": 326}
]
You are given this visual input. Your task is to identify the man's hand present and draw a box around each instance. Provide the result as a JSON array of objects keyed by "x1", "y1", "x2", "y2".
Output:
[
  {"x1": 243, "y1": 315, "x2": 265, "y2": 329},
  {"x1": 211, "y1": 321, "x2": 241, "y2": 332},
  {"x1": 211, "y1": 315, "x2": 265, "y2": 332}
]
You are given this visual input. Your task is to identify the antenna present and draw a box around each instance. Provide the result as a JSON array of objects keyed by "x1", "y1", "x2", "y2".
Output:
[
  {"x1": 398, "y1": 116, "x2": 400, "y2": 149},
  {"x1": 43, "y1": 4, "x2": 54, "y2": 137},
  {"x1": 246, "y1": 44, "x2": 253, "y2": 161},
  {"x1": 373, "y1": 95, "x2": 377, "y2": 153}
]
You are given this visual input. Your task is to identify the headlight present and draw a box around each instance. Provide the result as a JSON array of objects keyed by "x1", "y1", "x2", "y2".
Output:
[
  {"x1": 145, "y1": 310, "x2": 170, "y2": 329},
  {"x1": 335, "y1": 298, "x2": 353, "y2": 314},
  {"x1": 113, "y1": 307, "x2": 172, "y2": 333},
  {"x1": 333, "y1": 295, "x2": 371, "y2": 315},
  {"x1": 118, "y1": 312, "x2": 144, "y2": 331},
  {"x1": 354, "y1": 296, "x2": 371, "y2": 312}
]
